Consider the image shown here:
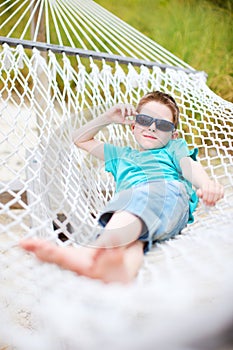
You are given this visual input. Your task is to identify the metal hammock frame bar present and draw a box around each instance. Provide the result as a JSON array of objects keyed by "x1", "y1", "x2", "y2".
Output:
[{"x1": 0, "y1": 36, "x2": 203, "y2": 74}]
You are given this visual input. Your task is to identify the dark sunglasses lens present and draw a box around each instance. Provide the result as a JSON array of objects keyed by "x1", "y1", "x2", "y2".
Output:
[
  {"x1": 136, "y1": 115, "x2": 153, "y2": 126},
  {"x1": 156, "y1": 119, "x2": 174, "y2": 132},
  {"x1": 136, "y1": 114, "x2": 174, "y2": 131}
]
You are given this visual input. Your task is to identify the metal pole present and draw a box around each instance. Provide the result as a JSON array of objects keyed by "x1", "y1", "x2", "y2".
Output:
[{"x1": 0, "y1": 36, "x2": 204, "y2": 75}]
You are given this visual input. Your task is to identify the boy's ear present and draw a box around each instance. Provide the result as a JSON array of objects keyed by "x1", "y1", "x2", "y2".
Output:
[{"x1": 172, "y1": 130, "x2": 179, "y2": 139}]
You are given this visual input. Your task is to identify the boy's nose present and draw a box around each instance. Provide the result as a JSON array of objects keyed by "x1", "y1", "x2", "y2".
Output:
[{"x1": 148, "y1": 122, "x2": 156, "y2": 132}]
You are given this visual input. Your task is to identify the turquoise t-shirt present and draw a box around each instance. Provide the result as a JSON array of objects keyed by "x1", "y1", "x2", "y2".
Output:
[{"x1": 104, "y1": 139, "x2": 199, "y2": 223}]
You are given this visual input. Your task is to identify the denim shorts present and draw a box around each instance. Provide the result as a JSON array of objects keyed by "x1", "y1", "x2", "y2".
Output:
[{"x1": 98, "y1": 180, "x2": 190, "y2": 253}]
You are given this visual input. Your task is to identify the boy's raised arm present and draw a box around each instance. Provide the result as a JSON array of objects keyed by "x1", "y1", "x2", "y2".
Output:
[
  {"x1": 72, "y1": 114, "x2": 110, "y2": 160},
  {"x1": 72, "y1": 104, "x2": 135, "y2": 160},
  {"x1": 180, "y1": 157, "x2": 224, "y2": 206}
]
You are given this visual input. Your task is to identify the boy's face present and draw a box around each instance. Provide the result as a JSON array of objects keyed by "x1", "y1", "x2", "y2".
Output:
[{"x1": 132, "y1": 101, "x2": 177, "y2": 151}]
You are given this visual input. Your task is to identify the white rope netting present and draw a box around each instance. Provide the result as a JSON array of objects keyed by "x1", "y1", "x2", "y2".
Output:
[{"x1": 0, "y1": 1, "x2": 233, "y2": 349}]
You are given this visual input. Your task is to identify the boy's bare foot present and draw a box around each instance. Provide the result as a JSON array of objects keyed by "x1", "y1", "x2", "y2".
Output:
[
  {"x1": 20, "y1": 239, "x2": 132, "y2": 284},
  {"x1": 20, "y1": 239, "x2": 95, "y2": 276}
]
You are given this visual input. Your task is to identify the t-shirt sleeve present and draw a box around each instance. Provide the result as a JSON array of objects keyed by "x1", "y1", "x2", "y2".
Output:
[
  {"x1": 169, "y1": 139, "x2": 198, "y2": 171},
  {"x1": 104, "y1": 143, "x2": 125, "y2": 178},
  {"x1": 189, "y1": 147, "x2": 198, "y2": 161}
]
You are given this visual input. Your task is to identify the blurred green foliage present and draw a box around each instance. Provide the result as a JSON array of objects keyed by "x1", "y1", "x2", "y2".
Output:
[{"x1": 95, "y1": 0, "x2": 233, "y2": 102}]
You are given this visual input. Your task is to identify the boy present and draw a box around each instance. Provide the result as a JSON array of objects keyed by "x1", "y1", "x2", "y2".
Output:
[{"x1": 20, "y1": 91, "x2": 224, "y2": 283}]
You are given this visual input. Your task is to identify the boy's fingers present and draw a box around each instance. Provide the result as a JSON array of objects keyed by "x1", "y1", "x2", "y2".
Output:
[
  {"x1": 197, "y1": 182, "x2": 224, "y2": 206},
  {"x1": 203, "y1": 190, "x2": 216, "y2": 206},
  {"x1": 128, "y1": 106, "x2": 136, "y2": 116},
  {"x1": 124, "y1": 119, "x2": 135, "y2": 125},
  {"x1": 122, "y1": 104, "x2": 135, "y2": 117}
]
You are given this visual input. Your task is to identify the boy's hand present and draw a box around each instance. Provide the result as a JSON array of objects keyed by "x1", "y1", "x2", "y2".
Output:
[
  {"x1": 196, "y1": 180, "x2": 224, "y2": 206},
  {"x1": 103, "y1": 104, "x2": 136, "y2": 125}
]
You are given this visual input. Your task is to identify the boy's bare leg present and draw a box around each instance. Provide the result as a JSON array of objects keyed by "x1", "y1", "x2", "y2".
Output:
[
  {"x1": 20, "y1": 211, "x2": 144, "y2": 283},
  {"x1": 93, "y1": 210, "x2": 143, "y2": 248},
  {"x1": 89, "y1": 211, "x2": 144, "y2": 283}
]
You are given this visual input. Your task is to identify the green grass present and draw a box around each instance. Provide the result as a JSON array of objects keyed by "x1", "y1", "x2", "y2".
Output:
[{"x1": 95, "y1": 0, "x2": 233, "y2": 102}]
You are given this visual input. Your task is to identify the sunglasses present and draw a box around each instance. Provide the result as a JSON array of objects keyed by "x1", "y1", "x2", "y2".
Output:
[{"x1": 136, "y1": 114, "x2": 175, "y2": 132}]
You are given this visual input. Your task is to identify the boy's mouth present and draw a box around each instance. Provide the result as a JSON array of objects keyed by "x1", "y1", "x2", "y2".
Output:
[{"x1": 143, "y1": 134, "x2": 157, "y2": 140}]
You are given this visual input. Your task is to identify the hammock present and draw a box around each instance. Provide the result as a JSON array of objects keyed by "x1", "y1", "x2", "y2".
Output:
[{"x1": 0, "y1": 1, "x2": 233, "y2": 349}]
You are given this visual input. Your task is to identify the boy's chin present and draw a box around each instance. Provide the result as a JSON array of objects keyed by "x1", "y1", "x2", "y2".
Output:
[{"x1": 139, "y1": 144, "x2": 164, "y2": 151}]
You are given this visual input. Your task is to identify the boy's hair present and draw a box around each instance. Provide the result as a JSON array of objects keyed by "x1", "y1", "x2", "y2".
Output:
[{"x1": 136, "y1": 91, "x2": 180, "y2": 128}]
